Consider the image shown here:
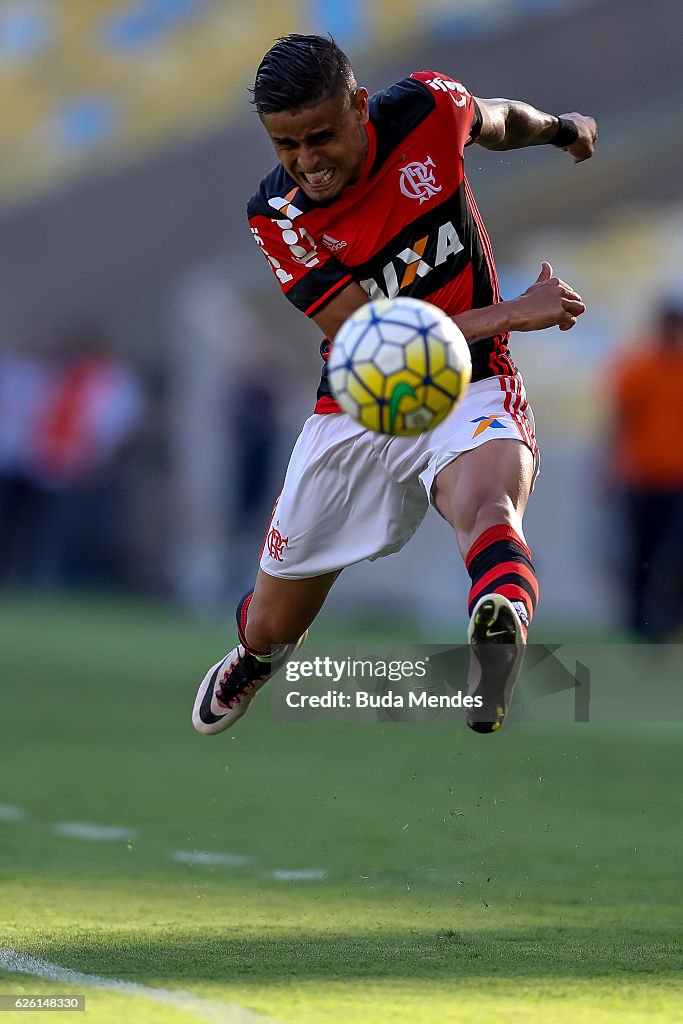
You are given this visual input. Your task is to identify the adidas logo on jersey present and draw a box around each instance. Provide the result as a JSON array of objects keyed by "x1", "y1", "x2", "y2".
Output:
[{"x1": 322, "y1": 234, "x2": 347, "y2": 253}]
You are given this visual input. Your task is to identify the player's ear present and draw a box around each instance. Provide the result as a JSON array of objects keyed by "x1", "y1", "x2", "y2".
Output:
[{"x1": 353, "y1": 87, "x2": 369, "y2": 124}]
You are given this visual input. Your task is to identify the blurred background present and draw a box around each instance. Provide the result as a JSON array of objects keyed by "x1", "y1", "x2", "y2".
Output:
[{"x1": 1, "y1": 0, "x2": 682, "y2": 638}]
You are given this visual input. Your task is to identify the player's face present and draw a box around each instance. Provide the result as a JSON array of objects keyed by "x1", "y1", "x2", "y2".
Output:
[{"x1": 261, "y1": 88, "x2": 370, "y2": 202}]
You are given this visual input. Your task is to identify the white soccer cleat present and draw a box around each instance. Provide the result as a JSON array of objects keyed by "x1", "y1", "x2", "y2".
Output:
[
  {"x1": 192, "y1": 635, "x2": 307, "y2": 735},
  {"x1": 466, "y1": 594, "x2": 526, "y2": 733}
]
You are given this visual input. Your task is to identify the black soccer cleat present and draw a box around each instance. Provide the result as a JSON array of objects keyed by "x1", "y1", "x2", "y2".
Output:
[
  {"x1": 192, "y1": 634, "x2": 307, "y2": 735},
  {"x1": 193, "y1": 588, "x2": 308, "y2": 734},
  {"x1": 466, "y1": 594, "x2": 526, "y2": 734}
]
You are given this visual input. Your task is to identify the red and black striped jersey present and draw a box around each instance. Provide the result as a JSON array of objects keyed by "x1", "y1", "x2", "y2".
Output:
[{"x1": 247, "y1": 70, "x2": 516, "y2": 412}]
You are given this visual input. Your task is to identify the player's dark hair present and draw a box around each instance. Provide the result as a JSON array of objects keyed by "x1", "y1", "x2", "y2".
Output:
[{"x1": 251, "y1": 34, "x2": 356, "y2": 114}]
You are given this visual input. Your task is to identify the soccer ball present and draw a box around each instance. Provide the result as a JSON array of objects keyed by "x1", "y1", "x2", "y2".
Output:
[{"x1": 327, "y1": 297, "x2": 471, "y2": 436}]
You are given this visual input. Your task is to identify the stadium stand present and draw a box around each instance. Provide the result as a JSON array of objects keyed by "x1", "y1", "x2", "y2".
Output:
[{"x1": 0, "y1": 0, "x2": 592, "y2": 208}]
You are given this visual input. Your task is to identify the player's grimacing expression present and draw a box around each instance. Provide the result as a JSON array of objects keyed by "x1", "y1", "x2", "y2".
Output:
[{"x1": 260, "y1": 88, "x2": 370, "y2": 202}]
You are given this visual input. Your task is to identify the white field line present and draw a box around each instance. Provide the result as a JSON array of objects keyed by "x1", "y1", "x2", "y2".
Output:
[
  {"x1": 52, "y1": 822, "x2": 139, "y2": 842},
  {"x1": 171, "y1": 851, "x2": 254, "y2": 867},
  {"x1": 6, "y1": 812, "x2": 330, "y2": 880},
  {"x1": 171, "y1": 854, "x2": 329, "y2": 879},
  {"x1": 265, "y1": 870, "x2": 327, "y2": 881},
  {"x1": 0, "y1": 948, "x2": 277, "y2": 1024},
  {"x1": 0, "y1": 805, "x2": 25, "y2": 821}
]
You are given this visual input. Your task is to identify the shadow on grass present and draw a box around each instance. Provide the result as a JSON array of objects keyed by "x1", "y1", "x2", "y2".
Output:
[{"x1": 17, "y1": 927, "x2": 682, "y2": 985}]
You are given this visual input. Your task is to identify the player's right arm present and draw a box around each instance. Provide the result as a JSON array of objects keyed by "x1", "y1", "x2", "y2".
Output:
[
  {"x1": 473, "y1": 97, "x2": 597, "y2": 163},
  {"x1": 312, "y1": 263, "x2": 585, "y2": 342}
]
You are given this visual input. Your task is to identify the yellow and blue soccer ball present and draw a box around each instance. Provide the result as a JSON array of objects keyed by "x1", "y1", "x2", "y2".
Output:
[{"x1": 327, "y1": 297, "x2": 471, "y2": 436}]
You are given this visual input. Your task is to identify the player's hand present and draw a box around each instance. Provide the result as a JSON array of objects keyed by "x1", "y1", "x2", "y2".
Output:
[
  {"x1": 512, "y1": 261, "x2": 586, "y2": 332},
  {"x1": 557, "y1": 112, "x2": 598, "y2": 163}
]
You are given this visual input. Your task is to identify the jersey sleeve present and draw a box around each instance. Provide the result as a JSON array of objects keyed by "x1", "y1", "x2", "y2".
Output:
[
  {"x1": 410, "y1": 70, "x2": 479, "y2": 154},
  {"x1": 247, "y1": 205, "x2": 353, "y2": 318}
]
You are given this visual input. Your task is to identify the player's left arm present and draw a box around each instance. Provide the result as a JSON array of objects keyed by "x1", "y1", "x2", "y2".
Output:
[
  {"x1": 313, "y1": 263, "x2": 585, "y2": 344},
  {"x1": 473, "y1": 97, "x2": 597, "y2": 163}
]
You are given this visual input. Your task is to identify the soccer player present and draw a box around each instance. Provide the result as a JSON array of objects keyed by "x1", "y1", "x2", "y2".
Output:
[{"x1": 193, "y1": 34, "x2": 597, "y2": 735}]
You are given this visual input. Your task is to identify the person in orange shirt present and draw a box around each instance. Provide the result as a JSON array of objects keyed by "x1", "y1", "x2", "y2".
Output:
[{"x1": 610, "y1": 303, "x2": 683, "y2": 639}]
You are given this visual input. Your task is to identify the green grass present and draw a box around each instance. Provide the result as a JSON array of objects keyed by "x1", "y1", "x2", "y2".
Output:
[{"x1": 0, "y1": 595, "x2": 681, "y2": 1023}]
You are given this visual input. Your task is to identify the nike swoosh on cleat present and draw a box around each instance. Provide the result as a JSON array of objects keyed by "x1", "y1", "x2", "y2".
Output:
[{"x1": 199, "y1": 662, "x2": 227, "y2": 725}]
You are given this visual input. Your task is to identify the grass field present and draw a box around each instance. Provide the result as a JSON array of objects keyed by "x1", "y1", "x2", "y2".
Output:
[{"x1": 0, "y1": 595, "x2": 681, "y2": 1023}]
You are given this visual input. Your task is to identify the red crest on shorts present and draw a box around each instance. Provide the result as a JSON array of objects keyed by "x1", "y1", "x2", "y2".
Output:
[{"x1": 267, "y1": 526, "x2": 289, "y2": 562}]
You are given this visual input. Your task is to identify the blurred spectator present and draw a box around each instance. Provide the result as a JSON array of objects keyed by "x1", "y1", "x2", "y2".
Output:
[
  {"x1": 0, "y1": 322, "x2": 145, "y2": 589},
  {"x1": 228, "y1": 364, "x2": 278, "y2": 532},
  {"x1": 607, "y1": 303, "x2": 683, "y2": 639},
  {"x1": 0, "y1": 341, "x2": 52, "y2": 583}
]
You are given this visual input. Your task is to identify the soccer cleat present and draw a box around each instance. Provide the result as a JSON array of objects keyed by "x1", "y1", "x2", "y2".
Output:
[
  {"x1": 192, "y1": 635, "x2": 307, "y2": 735},
  {"x1": 466, "y1": 594, "x2": 526, "y2": 734}
]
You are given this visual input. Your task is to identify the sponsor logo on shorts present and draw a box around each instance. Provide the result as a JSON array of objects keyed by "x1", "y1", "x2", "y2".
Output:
[
  {"x1": 471, "y1": 415, "x2": 506, "y2": 438},
  {"x1": 267, "y1": 525, "x2": 289, "y2": 562}
]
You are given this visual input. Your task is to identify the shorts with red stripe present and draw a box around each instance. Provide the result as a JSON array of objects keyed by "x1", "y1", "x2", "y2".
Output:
[{"x1": 260, "y1": 374, "x2": 539, "y2": 580}]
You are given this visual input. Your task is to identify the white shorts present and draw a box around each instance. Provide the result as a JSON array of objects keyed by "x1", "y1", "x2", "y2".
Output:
[{"x1": 260, "y1": 375, "x2": 538, "y2": 579}]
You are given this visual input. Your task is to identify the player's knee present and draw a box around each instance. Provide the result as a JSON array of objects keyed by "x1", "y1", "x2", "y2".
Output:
[{"x1": 457, "y1": 497, "x2": 520, "y2": 553}]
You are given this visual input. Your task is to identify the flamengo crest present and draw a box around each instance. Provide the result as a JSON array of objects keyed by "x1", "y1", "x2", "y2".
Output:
[
  {"x1": 399, "y1": 156, "x2": 442, "y2": 204},
  {"x1": 266, "y1": 524, "x2": 288, "y2": 562}
]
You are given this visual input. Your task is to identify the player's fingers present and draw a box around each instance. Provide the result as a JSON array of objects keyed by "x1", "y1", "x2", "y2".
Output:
[
  {"x1": 562, "y1": 297, "x2": 586, "y2": 316},
  {"x1": 559, "y1": 281, "x2": 582, "y2": 301},
  {"x1": 535, "y1": 261, "x2": 552, "y2": 283},
  {"x1": 573, "y1": 143, "x2": 594, "y2": 163},
  {"x1": 559, "y1": 317, "x2": 577, "y2": 331}
]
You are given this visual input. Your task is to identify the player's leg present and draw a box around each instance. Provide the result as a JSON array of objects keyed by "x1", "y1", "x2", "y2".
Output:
[
  {"x1": 431, "y1": 437, "x2": 534, "y2": 564},
  {"x1": 193, "y1": 567, "x2": 339, "y2": 735},
  {"x1": 241, "y1": 567, "x2": 341, "y2": 651},
  {"x1": 193, "y1": 410, "x2": 430, "y2": 736},
  {"x1": 431, "y1": 437, "x2": 538, "y2": 732}
]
